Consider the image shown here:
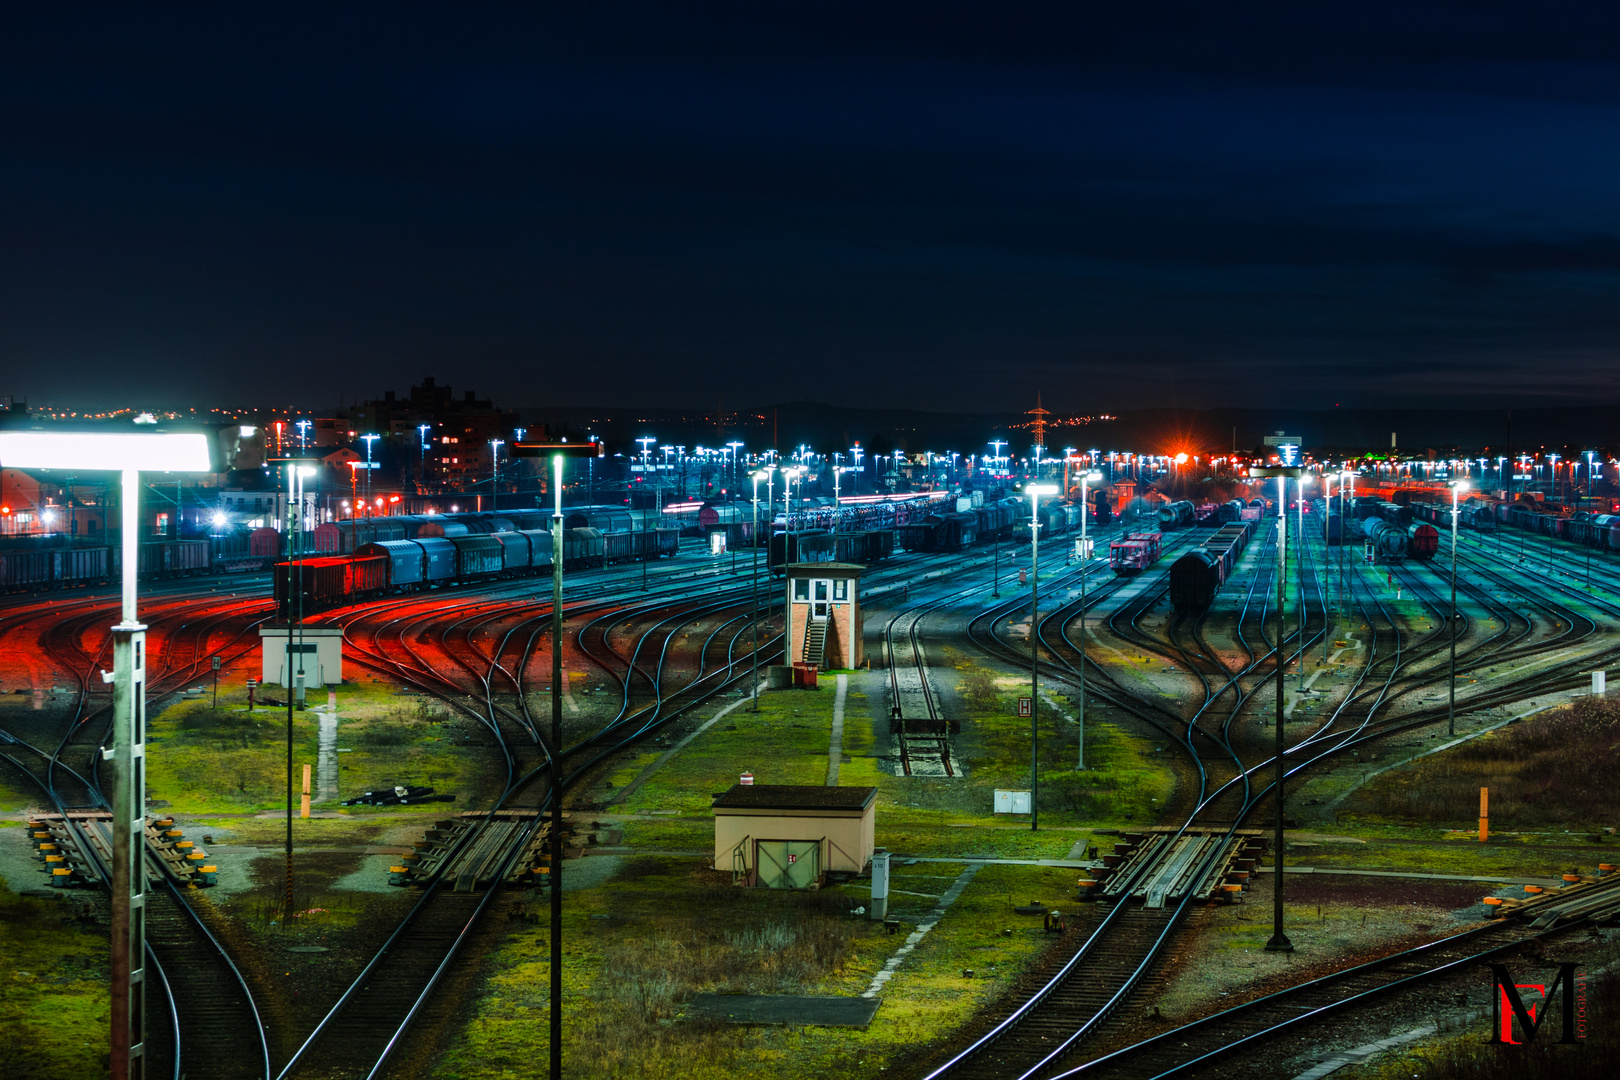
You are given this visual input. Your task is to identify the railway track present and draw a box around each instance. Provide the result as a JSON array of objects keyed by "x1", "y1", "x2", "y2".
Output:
[{"x1": 1060, "y1": 883, "x2": 1619, "y2": 1079}]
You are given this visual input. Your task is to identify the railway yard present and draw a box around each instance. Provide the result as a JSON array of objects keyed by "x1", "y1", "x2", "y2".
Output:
[{"x1": 1, "y1": 493, "x2": 1617, "y2": 1080}]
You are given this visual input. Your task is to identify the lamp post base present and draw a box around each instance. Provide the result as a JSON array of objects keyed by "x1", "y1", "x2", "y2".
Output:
[{"x1": 1264, "y1": 934, "x2": 1294, "y2": 953}]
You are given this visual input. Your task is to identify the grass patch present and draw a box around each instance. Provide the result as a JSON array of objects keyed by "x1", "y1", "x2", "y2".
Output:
[
  {"x1": 1342, "y1": 697, "x2": 1620, "y2": 830},
  {"x1": 146, "y1": 689, "x2": 488, "y2": 814},
  {"x1": 948, "y1": 649, "x2": 1176, "y2": 824},
  {"x1": 1286, "y1": 840, "x2": 1591, "y2": 880},
  {"x1": 434, "y1": 857, "x2": 1073, "y2": 1080},
  {"x1": 0, "y1": 882, "x2": 108, "y2": 1078},
  {"x1": 617, "y1": 691, "x2": 832, "y2": 814}
]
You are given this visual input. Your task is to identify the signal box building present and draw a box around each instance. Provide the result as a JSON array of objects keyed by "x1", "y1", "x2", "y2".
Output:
[
  {"x1": 784, "y1": 562, "x2": 865, "y2": 670},
  {"x1": 712, "y1": 784, "x2": 878, "y2": 888}
]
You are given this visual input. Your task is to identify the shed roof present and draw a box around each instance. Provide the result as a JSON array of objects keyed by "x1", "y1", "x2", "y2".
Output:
[
  {"x1": 712, "y1": 784, "x2": 878, "y2": 812},
  {"x1": 785, "y1": 562, "x2": 866, "y2": 577}
]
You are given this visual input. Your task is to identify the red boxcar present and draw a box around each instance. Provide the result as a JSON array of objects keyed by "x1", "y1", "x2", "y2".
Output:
[
  {"x1": 273, "y1": 555, "x2": 389, "y2": 612},
  {"x1": 1406, "y1": 522, "x2": 1440, "y2": 560}
]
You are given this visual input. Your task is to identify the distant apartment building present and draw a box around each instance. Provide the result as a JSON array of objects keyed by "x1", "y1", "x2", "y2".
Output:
[{"x1": 351, "y1": 377, "x2": 519, "y2": 491}]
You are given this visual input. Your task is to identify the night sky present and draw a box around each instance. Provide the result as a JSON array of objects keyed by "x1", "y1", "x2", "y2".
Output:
[{"x1": 3, "y1": 3, "x2": 1618, "y2": 414}]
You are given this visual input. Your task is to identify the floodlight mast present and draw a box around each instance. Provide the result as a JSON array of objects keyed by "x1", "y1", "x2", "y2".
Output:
[
  {"x1": 1251, "y1": 463, "x2": 1301, "y2": 956},
  {"x1": 0, "y1": 420, "x2": 220, "y2": 1080},
  {"x1": 509, "y1": 440, "x2": 601, "y2": 1080}
]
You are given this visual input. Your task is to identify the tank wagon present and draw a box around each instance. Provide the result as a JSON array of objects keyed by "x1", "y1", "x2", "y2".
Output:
[
  {"x1": 1156, "y1": 500, "x2": 1196, "y2": 529},
  {"x1": 1361, "y1": 518, "x2": 1408, "y2": 562}
]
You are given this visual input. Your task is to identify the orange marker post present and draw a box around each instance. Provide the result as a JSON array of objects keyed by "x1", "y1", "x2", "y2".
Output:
[
  {"x1": 1479, "y1": 786, "x2": 1489, "y2": 843},
  {"x1": 301, "y1": 764, "x2": 312, "y2": 819}
]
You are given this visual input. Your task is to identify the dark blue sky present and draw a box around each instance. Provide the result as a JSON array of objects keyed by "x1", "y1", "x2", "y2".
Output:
[{"x1": 3, "y1": 2, "x2": 1618, "y2": 413}]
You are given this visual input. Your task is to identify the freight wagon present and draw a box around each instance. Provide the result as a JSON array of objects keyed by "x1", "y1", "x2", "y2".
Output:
[
  {"x1": 1169, "y1": 520, "x2": 1256, "y2": 610},
  {"x1": 1108, "y1": 531, "x2": 1164, "y2": 575}
]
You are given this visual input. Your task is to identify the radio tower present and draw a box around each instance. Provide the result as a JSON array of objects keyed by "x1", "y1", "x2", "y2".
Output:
[{"x1": 1027, "y1": 393, "x2": 1050, "y2": 459}]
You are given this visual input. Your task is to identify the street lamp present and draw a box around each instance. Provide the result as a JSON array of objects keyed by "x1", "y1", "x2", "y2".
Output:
[
  {"x1": 1025, "y1": 482, "x2": 1059, "y2": 830},
  {"x1": 360, "y1": 434, "x2": 380, "y2": 513},
  {"x1": 0, "y1": 418, "x2": 225, "y2": 1080},
  {"x1": 489, "y1": 439, "x2": 504, "y2": 513},
  {"x1": 638, "y1": 437, "x2": 657, "y2": 592},
  {"x1": 782, "y1": 466, "x2": 804, "y2": 667},
  {"x1": 751, "y1": 469, "x2": 771, "y2": 712},
  {"x1": 1075, "y1": 472, "x2": 1101, "y2": 769},
  {"x1": 417, "y1": 424, "x2": 432, "y2": 492},
  {"x1": 510, "y1": 437, "x2": 602, "y2": 1080},
  {"x1": 1449, "y1": 480, "x2": 1468, "y2": 736},
  {"x1": 1297, "y1": 474, "x2": 1310, "y2": 689},
  {"x1": 1251, "y1": 463, "x2": 1302, "y2": 955}
]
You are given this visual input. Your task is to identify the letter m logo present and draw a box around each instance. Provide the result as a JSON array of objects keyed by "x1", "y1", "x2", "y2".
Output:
[{"x1": 1490, "y1": 963, "x2": 1578, "y2": 1044}]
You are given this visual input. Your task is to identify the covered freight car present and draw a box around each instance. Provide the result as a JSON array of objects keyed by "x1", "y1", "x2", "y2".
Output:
[
  {"x1": 563, "y1": 527, "x2": 605, "y2": 568},
  {"x1": 768, "y1": 529, "x2": 838, "y2": 572},
  {"x1": 1406, "y1": 522, "x2": 1440, "y2": 560},
  {"x1": 274, "y1": 554, "x2": 389, "y2": 613}
]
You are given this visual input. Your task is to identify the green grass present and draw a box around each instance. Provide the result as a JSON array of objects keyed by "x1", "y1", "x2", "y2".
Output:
[
  {"x1": 145, "y1": 687, "x2": 489, "y2": 814},
  {"x1": 1285, "y1": 839, "x2": 1596, "y2": 880},
  {"x1": 433, "y1": 856, "x2": 1076, "y2": 1080},
  {"x1": 0, "y1": 882, "x2": 108, "y2": 1078},
  {"x1": 0, "y1": 770, "x2": 39, "y2": 813},
  {"x1": 617, "y1": 691, "x2": 833, "y2": 814}
]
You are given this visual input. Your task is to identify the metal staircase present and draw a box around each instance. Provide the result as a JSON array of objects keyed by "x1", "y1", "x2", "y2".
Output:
[{"x1": 802, "y1": 619, "x2": 828, "y2": 669}]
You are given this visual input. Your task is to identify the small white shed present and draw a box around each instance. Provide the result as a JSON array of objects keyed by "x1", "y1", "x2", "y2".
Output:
[
  {"x1": 712, "y1": 784, "x2": 877, "y2": 888},
  {"x1": 259, "y1": 625, "x2": 344, "y2": 688}
]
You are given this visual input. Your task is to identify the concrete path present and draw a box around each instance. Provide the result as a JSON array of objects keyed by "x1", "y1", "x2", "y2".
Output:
[
  {"x1": 826, "y1": 673, "x2": 848, "y2": 785},
  {"x1": 862, "y1": 862, "x2": 982, "y2": 999},
  {"x1": 316, "y1": 711, "x2": 339, "y2": 802}
]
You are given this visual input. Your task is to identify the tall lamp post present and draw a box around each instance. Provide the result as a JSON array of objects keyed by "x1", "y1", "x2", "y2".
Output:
[
  {"x1": 751, "y1": 469, "x2": 771, "y2": 711},
  {"x1": 273, "y1": 456, "x2": 319, "y2": 921},
  {"x1": 1025, "y1": 482, "x2": 1059, "y2": 830},
  {"x1": 511, "y1": 438, "x2": 601, "y2": 1080},
  {"x1": 1252, "y1": 462, "x2": 1302, "y2": 955},
  {"x1": 1075, "y1": 472, "x2": 1101, "y2": 769},
  {"x1": 489, "y1": 439, "x2": 504, "y2": 513},
  {"x1": 360, "y1": 433, "x2": 380, "y2": 513},
  {"x1": 0, "y1": 418, "x2": 226, "y2": 1080},
  {"x1": 1297, "y1": 474, "x2": 1310, "y2": 689},
  {"x1": 782, "y1": 466, "x2": 804, "y2": 667},
  {"x1": 1449, "y1": 480, "x2": 1467, "y2": 736}
]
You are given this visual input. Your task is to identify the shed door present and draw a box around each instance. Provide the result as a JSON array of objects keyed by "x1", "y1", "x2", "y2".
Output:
[
  {"x1": 754, "y1": 840, "x2": 820, "y2": 889},
  {"x1": 811, "y1": 579, "x2": 831, "y2": 620}
]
